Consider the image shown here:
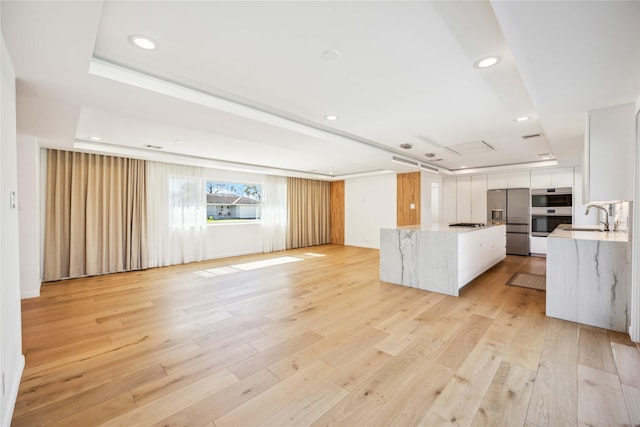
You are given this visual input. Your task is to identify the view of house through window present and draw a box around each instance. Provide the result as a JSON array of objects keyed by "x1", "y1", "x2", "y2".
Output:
[{"x1": 206, "y1": 181, "x2": 262, "y2": 223}]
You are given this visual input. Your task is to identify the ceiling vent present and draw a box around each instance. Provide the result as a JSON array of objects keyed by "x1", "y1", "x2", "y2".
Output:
[
  {"x1": 522, "y1": 133, "x2": 543, "y2": 140},
  {"x1": 391, "y1": 156, "x2": 418, "y2": 167},
  {"x1": 420, "y1": 163, "x2": 439, "y2": 173},
  {"x1": 400, "y1": 143, "x2": 413, "y2": 149}
]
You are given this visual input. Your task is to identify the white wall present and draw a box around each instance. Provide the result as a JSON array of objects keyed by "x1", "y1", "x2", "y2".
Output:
[
  {"x1": 345, "y1": 173, "x2": 396, "y2": 249},
  {"x1": 17, "y1": 135, "x2": 40, "y2": 298},
  {"x1": 206, "y1": 223, "x2": 263, "y2": 259},
  {"x1": 1, "y1": 34, "x2": 25, "y2": 427}
]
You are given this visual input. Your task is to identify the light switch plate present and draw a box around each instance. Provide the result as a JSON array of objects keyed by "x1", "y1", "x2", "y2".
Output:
[
  {"x1": 410, "y1": 203, "x2": 415, "y2": 209},
  {"x1": 9, "y1": 191, "x2": 16, "y2": 209}
]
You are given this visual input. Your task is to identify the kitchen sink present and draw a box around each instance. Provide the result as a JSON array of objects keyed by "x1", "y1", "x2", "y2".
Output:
[{"x1": 564, "y1": 227, "x2": 603, "y2": 232}]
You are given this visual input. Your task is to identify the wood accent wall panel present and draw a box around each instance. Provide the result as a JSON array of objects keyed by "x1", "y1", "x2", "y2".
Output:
[
  {"x1": 397, "y1": 172, "x2": 420, "y2": 226},
  {"x1": 330, "y1": 180, "x2": 345, "y2": 244}
]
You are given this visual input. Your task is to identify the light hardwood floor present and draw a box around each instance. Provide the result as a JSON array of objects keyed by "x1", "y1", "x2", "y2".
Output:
[{"x1": 13, "y1": 245, "x2": 640, "y2": 426}]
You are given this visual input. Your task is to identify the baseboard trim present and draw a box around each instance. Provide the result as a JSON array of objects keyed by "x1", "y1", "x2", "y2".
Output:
[
  {"x1": 20, "y1": 290, "x2": 40, "y2": 299},
  {"x1": 2, "y1": 354, "x2": 25, "y2": 427}
]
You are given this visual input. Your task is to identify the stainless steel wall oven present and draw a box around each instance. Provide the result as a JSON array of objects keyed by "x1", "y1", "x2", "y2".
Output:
[
  {"x1": 531, "y1": 207, "x2": 572, "y2": 236},
  {"x1": 530, "y1": 188, "x2": 573, "y2": 236},
  {"x1": 531, "y1": 187, "x2": 572, "y2": 208}
]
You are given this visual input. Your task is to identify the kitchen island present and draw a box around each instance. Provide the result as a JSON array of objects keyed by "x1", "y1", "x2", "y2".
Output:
[
  {"x1": 380, "y1": 224, "x2": 506, "y2": 296},
  {"x1": 547, "y1": 224, "x2": 631, "y2": 332}
]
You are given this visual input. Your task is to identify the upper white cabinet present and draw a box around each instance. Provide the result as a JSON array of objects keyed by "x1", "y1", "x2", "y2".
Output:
[
  {"x1": 583, "y1": 103, "x2": 634, "y2": 203},
  {"x1": 487, "y1": 171, "x2": 530, "y2": 189},
  {"x1": 530, "y1": 167, "x2": 574, "y2": 189}
]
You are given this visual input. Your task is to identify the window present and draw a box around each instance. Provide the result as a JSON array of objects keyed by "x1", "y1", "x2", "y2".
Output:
[{"x1": 206, "y1": 181, "x2": 262, "y2": 223}]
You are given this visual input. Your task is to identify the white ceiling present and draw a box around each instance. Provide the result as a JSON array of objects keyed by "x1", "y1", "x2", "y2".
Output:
[{"x1": 2, "y1": 1, "x2": 639, "y2": 180}]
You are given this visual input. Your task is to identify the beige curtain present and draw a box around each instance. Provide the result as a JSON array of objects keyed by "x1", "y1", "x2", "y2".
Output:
[
  {"x1": 44, "y1": 150, "x2": 148, "y2": 281},
  {"x1": 286, "y1": 177, "x2": 330, "y2": 249}
]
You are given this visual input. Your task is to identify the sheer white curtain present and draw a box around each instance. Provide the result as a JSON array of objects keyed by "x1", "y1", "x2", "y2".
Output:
[
  {"x1": 147, "y1": 161, "x2": 208, "y2": 267},
  {"x1": 262, "y1": 175, "x2": 287, "y2": 252}
]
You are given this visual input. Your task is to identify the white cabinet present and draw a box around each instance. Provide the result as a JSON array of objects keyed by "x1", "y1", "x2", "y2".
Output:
[
  {"x1": 443, "y1": 175, "x2": 488, "y2": 224},
  {"x1": 487, "y1": 171, "x2": 530, "y2": 189},
  {"x1": 583, "y1": 103, "x2": 634, "y2": 203},
  {"x1": 471, "y1": 175, "x2": 487, "y2": 223},
  {"x1": 552, "y1": 168, "x2": 574, "y2": 188},
  {"x1": 530, "y1": 236, "x2": 548, "y2": 255},
  {"x1": 530, "y1": 167, "x2": 574, "y2": 189},
  {"x1": 443, "y1": 178, "x2": 457, "y2": 224},
  {"x1": 456, "y1": 176, "x2": 472, "y2": 223},
  {"x1": 487, "y1": 173, "x2": 508, "y2": 190}
]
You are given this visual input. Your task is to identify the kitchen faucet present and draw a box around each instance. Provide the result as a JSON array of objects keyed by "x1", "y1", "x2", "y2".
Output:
[{"x1": 585, "y1": 204, "x2": 610, "y2": 231}]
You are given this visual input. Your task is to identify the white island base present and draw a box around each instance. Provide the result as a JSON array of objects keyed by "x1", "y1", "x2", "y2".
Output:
[{"x1": 380, "y1": 224, "x2": 506, "y2": 296}]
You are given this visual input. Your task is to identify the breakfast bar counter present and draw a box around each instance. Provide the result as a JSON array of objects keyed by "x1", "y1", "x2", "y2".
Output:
[
  {"x1": 547, "y1": 224, "x2": 631, "y2": 332},
  {"x1": 380, "y1": 224, "x2": 506, "y2": 296}
]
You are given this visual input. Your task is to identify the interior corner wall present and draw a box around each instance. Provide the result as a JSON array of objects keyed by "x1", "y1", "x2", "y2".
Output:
[
  {"x1": 17, "y1": 135, "x2": 40, "y2": 298},
  {"x1": 1, "y1": 35, "x2": 25, "y2": 427},
  {"x1": 344, "y1": 173, "x2": 396, "y2": 249}
]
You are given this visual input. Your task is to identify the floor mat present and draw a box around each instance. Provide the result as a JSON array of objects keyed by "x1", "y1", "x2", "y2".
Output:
[{"x1": 506, "y1": 272, "x2": 546, "y2": 291}]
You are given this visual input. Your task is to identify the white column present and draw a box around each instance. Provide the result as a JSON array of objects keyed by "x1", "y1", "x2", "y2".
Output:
[{"x1": 631, "y1": 100, "x2": 640, "y2": 342}]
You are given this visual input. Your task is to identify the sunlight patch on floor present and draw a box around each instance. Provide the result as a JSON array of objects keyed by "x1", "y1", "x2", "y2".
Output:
[
  {"x1": 194, "y1": 267, "x2": 237, "y2": 278},
  {"x1": 303, "y1": 252, "x2": 326, "y2": 257},
  {"x1": 194, "y1": 256, "x2": 305, "y2": 277},
  {"x1": 231, "y1": 256, "x2": 303, "y2": 271}
]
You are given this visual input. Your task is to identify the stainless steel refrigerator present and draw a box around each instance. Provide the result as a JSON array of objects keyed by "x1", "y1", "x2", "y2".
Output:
[{"x1": 487, "y1": 188, "x2": 530, "y2": 256}]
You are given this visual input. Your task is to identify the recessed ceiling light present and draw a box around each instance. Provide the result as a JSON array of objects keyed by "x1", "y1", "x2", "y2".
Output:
[
  {"x1": 400, "y1": 143, "x2": 413, "y2": 149},
  {"x1": 89, "y1": 136, "x2": 102, "y2": 141},
  {"x1": 474, "y1": 56, "x2": 501, "y2": 69},
  {"x1": 514, "y1": 116, "x2": 531, "y2": 122},
  {"x1": 324, "y1": 114, "x2": 339, "y2": 121},
  {"x1": 128, "y1": 34, "x2": 157, "y2": 50}
]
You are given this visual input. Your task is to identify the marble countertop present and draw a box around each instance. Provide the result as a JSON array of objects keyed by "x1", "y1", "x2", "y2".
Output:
[
  {"x1": 548, "y1": 224, "x2": 629, "y2": 242},
  {"x1": 383, "y1": 223, "x2": 505, "y2": 234}
]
